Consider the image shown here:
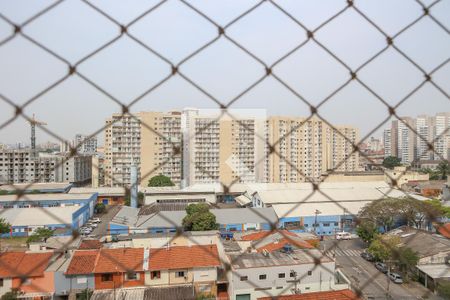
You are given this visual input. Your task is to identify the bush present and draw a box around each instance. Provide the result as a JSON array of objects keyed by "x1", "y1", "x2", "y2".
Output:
[
  {"x1": 182, "y1": 203, "x2": 218, "y2": 231},
  {"x1": 27, "y1": 228, "x2": 53, "y2": 243},
  {"x1": 148, "y1": 175, "x2": 175, "y2": 187}
]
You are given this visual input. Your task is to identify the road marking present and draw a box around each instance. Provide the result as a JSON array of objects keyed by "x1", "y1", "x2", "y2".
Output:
[{"x1": 325, "y1": 249, "x2": 362, "y2": 257}]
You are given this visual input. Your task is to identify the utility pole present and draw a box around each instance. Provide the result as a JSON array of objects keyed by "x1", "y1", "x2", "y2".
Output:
[
  {"x1": 385, "y1": 259, "x2": 398, "y2": 300},
  {"x1": 314, "y1": 209, "x2": 321, "y2": 235}
]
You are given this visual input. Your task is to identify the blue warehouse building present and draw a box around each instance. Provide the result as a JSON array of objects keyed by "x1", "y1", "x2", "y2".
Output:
[
  {"x1": 0, "y1": 193, "x2": 97, "y2": 237},
  {"x1": 250, "y1": 181, "x2": 429, "y2": 236},
  {"x1": 108, "y1": 206, "x2": 278, "y2": 235}
]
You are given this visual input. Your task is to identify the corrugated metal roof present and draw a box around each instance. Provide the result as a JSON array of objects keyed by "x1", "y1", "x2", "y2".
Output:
[
  {"x1": 0, "y1": 193, "x2": 96, "y2": 202},
  {"x1": 69, "y1": 187, "x2": 125, "y2": 196},
  {"x1": 1, "y1": 206, "x2": 79, "y2": 226},
  {"x1": 272, "y1": 200, "x2": 373, "y2": 218}
]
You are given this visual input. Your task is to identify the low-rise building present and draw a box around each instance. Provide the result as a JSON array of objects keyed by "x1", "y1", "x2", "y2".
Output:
[
  {"x1": 227, "y1": 249, "x2": 348, "y2": 300},
  {"x1": 0, "y1": 251, "x2": 56, "y2": 298},
  {"x1": 69, "y1": 187, "x2": 126, "y2": 205},
  {"x1": 0, "y1": 193, "x2": 96, "y2": 236},
  {"x1": 384, "y1": 166, "x2": 429, "y2": 186},
  {"x1": 108, "y1": 206, "x2": 278, "y2": 235},
  {"x1": 147, "y1": 245, "x2": 221, "y2": 297}
]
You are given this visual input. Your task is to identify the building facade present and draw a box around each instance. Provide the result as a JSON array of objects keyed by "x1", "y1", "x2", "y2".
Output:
[
  {"x1": 104, "y1": 110, "x2": 360, "y2": 188},
  {"x1": 383, "y1": 112, "x2": 450, "y2": 164},
  {"x1": 0, "y1": 150, "x2": 91, "y2": 185}
]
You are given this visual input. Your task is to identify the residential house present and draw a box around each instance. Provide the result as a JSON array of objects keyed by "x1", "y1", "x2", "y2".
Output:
[
  {"x1": 147, "y1": 245, "x2": 221, "y2": 297},
  {"x1": 227, "y1": 249, "x2": 348, "y2": 300},
  {"x1": 0, "y1": 251, "x2": 55, "y2": 298}
]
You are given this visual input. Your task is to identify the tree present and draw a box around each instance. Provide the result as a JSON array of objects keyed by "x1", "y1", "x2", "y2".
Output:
[
  {"x1": 0, "y1": 190, "x2": 8, "y2": 195},
  {"x1": 436, "y1": 160, "x2": 450, "y2": 180},
  {"x1": 382, "y1": 156, "x2": 402, "y2": 169},
  {"x1": 437, "y1": 281, "x2": 450, "y2": 299},
  {"x1": 0, "y1": 218, "x2": 11, "y2": 236},
  {"x1": 27, "y1": 228, "x2": 53, "y2": 243},
  {"x1": 424, "y1": 199, "x2": 450, "y2": 219},
  {"x1": 124, "y1": 192, "x2": 144, "y2": 207},
  {"x1": 368, "y1": 235, "x2": 401, "y2": 261},
  {"x1": 147, "y1": 175, "x2": 175, "y2": 187},
  {"x1": 393, "y1": 247, "x2": 418, "y2": 279},
  {"x1": 1, "y1": 289, "x2": 22, "y2": 300},
  {"x1": 182, "y1": 203, "x2": 219, "y2": 231},
  {"x1": 356, "y1": 221, "x2": 378, "y2": 244},
  {"x1": 95, "y1": 203, "x2": 106, "y2": 214}
]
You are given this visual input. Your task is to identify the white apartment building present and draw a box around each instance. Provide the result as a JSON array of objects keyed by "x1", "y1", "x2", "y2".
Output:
[
  {"x1": 383, "y1": 112, "x2": 450, "y2": 164},
  {"x1": 105, "y1": 110, "x2": 360, "y2": 187}
]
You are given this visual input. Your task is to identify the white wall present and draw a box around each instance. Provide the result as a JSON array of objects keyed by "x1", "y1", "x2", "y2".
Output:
[
  {"x1": 193, "y1": 267, "x2": 217, "y2": 282},
  {"x1": 0, "y1": 278, "x2": 12, "y2": 297},
  {"x1": 230, "y1": 262, "x2": 338, "y2": 300}
]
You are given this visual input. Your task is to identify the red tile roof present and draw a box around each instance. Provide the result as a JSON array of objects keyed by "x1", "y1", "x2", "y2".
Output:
[
  {"x1": 79, "y1": 239, "x2": 103, "y2": 250},
  {"x1": 258, "y1": 289, "x2": 361, "y2": 300},
  {"x1": 241, "y1": 230, "x2": 297, "y2": 241},
  {"x1": 150, "y1": 245, "x2": 220, "y2": 270},
  {"x1": 437, "y1": 223, "x2": 450, "y2": 239},
  {"x1": 94, "y1": 248, "x2": 144, "y2": 273},
  {"x1": 67, "y1": 248, "x2": 145, "y2": 275},
  {"x1": 256, "y1": 238, "x2": 314, "y2": 253},
  {"x1": 0, "y1": 252, "x2": 53, "y2": 278},
  {"x1": 65, "y1": 250, "x2": 98, "y2": 275}
]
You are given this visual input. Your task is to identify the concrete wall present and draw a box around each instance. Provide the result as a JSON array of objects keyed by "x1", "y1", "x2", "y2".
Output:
[
  {"x1": 192, "y1": 267, "x2": 217, "y2": 282},
  {"x1": 145, "y1": 270, "x2": 169, "y2": 286}
]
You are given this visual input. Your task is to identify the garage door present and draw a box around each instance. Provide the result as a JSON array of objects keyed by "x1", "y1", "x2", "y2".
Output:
[{"x1": 236, "y1": 294, "x2": 251, "y2": 300}]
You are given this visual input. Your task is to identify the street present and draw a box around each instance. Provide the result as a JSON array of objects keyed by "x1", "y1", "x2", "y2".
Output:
[{"x1": 324, "y1": 239, "x2": 443, "y2": 300}]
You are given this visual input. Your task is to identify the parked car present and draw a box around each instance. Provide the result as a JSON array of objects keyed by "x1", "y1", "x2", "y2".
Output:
[
  {"x1": 80, "y1": 227, "x2": 92, "y2": 234},
  {"x1": 88, "y1": 223, "x2": 98, "y2": 228},
  {"x1": 91, "y1": 218, "x2": 101, "y2": 223},
  {"x1": 336, "y1": 232, "x2": 352, "y2": 240},
  {"x1": 361, "y1": 251, "x2": 375, "y2": 262},
  {"x1": 375, "y1": 262, "x2": 388, "y2": 274},
  {"x1": 389, "y1": 273, "x2": 403, "y2": 284}
]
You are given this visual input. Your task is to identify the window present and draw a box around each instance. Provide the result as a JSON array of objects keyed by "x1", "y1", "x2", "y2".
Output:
[
  {"x1": 101, "y1": 274, "x2": 113, "y2": 282},
  {"x1": 125, "y1": 272, "x2": 139, "y2": 281},
  {"x1": 278, "y1": 273, "x2": 285, "y2": 278},
  {"x1": 334, "y1": 222, "x2": 339, "y2": 226},
  {"x1": 175, "y1": 271, "x2": 185, "y2": 278},
  {"x1": 290, "y1": 271, "x2": 296, "y2": 278},
  {"x1": 77, "y1": 277, "x2": 87, "y2": 284},
  {"x1": 284, "y1": 221, "x2": 301, "y2": 229},
  {"x1": 323, "y1": 223, "x2": 330, "y2": 227},
  {"x1": 259, "y1": 274, "x2": 267, "y2": 280},
  {"x1": 0, "y1": 278, "x2": 3, "y2": 287},
  {"x1": 240, "y1": 276, "x2": 248, "y2": 281},
  {"x1": 307, "y1": 271, "x2": 312, "y2": 276},
  {"x1": 151, "y1": 271, "x2": 161, "y2": 279}
]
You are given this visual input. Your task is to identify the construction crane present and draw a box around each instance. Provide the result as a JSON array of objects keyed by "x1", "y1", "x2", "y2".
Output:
[{"x1": 29, "y1": 114, "x2": 47, "y2": 157}]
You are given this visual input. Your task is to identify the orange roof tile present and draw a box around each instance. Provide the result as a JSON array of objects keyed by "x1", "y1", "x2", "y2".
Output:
[
  {"x1": 437, "y1": 223, "x2": 450, "y2": 239},
  {"x1": 150, "y1": 245, "x2": 220, "y2": 270},
  {"x1": 79, "y1": 239, "x2": 103, "y2": 250},
  {"x1": 258, "y1": 289, "x2": 361, "y2": 300},
  {"x1": 0, "y1": 252, "x2": 53, "y2": 278},
  {"x1": 256, "y1": 238, "x2": 314, "y2": 253},
  {"x1": 242, "y1": 230, "x2": 297, "y2": 241},
  {"x1": 65, "y1": 250, "x2": 98, "y2": 275},
  {"x1": 94, "y1": 248, "x2": 144, "y2": 273}
]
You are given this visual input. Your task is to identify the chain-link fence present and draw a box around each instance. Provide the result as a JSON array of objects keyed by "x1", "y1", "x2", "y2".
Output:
[{"x1": 0, "y1": 0, "x2": 449, "y2": 299}]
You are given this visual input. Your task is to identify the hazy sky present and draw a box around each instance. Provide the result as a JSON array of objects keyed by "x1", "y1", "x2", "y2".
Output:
[{"x1": 0, "y1": 0, "x2": 449, "y2": 146}]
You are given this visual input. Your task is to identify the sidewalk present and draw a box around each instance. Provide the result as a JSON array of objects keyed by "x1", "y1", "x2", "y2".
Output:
[{"x1": 403, "y1": 281, "x2": 443, "y2": 300}]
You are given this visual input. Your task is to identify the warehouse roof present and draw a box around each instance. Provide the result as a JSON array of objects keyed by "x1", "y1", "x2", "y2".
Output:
[
  {"x1": 0, "y1": 206, "x2": 80, "y2": 226},
  {"x1": 212, "y1": 207, "x2": 278, "y2": 225},
  {"x1": 111, "y1": 206, "x2": 277, "y2": 229},
  {"x1": 0, "y1": 193, "x2": 96, "y2": 202},
  {"x1": 253, "y1": 181, "x2": 428, "y2": 205},
  {"x1": 69, "y1": 187, "x2": 125, "y2": 196},
  {"x1": 0, "y1": 182, "x2": 72, "y2": 193},
  {"x1": 272, "y1": 200, "x2": 373, "y2": 218}
]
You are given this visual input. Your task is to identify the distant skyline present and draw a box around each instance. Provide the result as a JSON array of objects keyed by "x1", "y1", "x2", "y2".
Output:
[{"x1": 0, "y1": 0, "x2": 449, "y2": 145}]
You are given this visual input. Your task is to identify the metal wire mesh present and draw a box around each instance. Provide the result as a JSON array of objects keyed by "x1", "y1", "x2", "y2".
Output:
[{"x1": 0, "y1": 0, "x2": 449, "y2": 299}]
